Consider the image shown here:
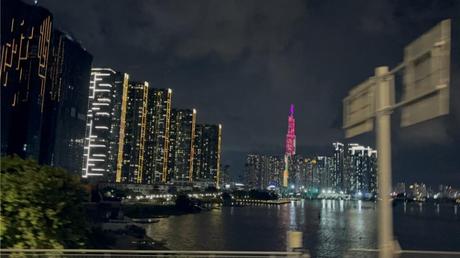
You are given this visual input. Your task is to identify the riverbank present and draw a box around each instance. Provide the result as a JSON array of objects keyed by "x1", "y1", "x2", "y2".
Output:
[
  {"x1": 230, "y1": 198, "x2": 297, "y2": 206},
  {"x1": 122, "y1": 203, "x2": 204, "y2": 218},
  {"x1": 88, "y1": 223, "x2": 168, "y2": 250}
]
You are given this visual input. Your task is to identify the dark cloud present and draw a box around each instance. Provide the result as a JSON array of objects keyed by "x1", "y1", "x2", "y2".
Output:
[{"x1": 36, "y1": 0, "x2": 460, "y2": 186}]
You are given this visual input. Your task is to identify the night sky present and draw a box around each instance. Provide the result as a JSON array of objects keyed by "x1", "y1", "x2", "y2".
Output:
[{"x1": 35, "y1": 0, "x2": 460, "y2": 187}]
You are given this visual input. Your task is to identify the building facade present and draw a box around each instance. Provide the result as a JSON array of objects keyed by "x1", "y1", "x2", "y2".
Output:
[
  {"x1": 1, "y1": 0, "x2": 53, "y2": 159},
  {"x1": 143, "y1": 88, "x2": 172, "y2": 184},
  {"x1": 41, "y1": 30, "x2": 92, "y2": 174},
  {"x1": 332, "y1": 142, "x2": 345, "y2": 192},
  {"x1": 346, "y1": 144, "x2": 378, "y2": 197},
  {"x1": 82, "y1": 68, "x2": 128, "y2": 180},
  {"x1": 167, "y1": 108, "x2": 196, "y2": 183},
  {"x1": 119, "y1": 81, "x2": 149, "y2": 183},
  {"x1": 193, "y1": 124, "x2": 222, "y2": 187},
  {"x1": 244, "y1": 154, "x2": 260, "y2": 189},
  {"x1": 244, "y1": 154, "x2": 284, "y2": 189},
  {"x1": 318, "y1": 156, "x2": 335, "y2": 190}
]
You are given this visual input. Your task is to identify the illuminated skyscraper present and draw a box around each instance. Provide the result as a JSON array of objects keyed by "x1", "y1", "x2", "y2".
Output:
[
  {"x1": 167, "y1": 108, "x2": 196, "y2": 183},
  {"x1": 332, "y1": 142, "x2": 345, "y2": 192},
  {"x1": 193, "y1": 124, "x2": 222, "y2": 188},
  {"x1": 244, "y1": 154, "x2": 284, "y2": 189},
  {"x1": 347, "y1": 144, "x2": 377, "y2": 197},
  {"x1": 1, "y1": 0, "x2": 52, "y2": 158},
  {"x1": 244, "y1": 154, "x2": 260, "y2": 188},
  {"x1": 318, "y1": 156, "x2": 335, "y2": 190},
  {"x1": 40, "y1": 30, "x2": 92, "y2": 174},
  {"x1": 143, "y1": 88, "x2": 172, "y2": 184},
  {"x1": 119, "y1": 81, "x2": 149, "y2": 183},
  {"x1": 283, "y1": 104, "x2": 296, "y2": 187},
  {"x1": 82, "y1": 69, "x2": 128, "y2": 180},
  {"x1": 330, "y1": 142, "x2": 377, "y2": 196},
  {"x1": 294, "y1": 156, "x2": 315, "y2": 191}
]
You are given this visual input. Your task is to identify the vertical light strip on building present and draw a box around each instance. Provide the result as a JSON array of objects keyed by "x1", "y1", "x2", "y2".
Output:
[
  {"x1": 38, "y1": 17, "x2": 52, "y2": 113},
  {"x1": 115, "y1": 73, "x2": 129, "y2": 183},
  {"x1": 216, "y1": 124, "x2": 222, "y2": 188},
  {"x1": 82, "y1": 120, "x2": 93, "y2": 178},
  {"x1": 162, "y1": 88, "x2": 172, "y2": 182},
  {"x1": 188, "y1": 108, "x2": 197, "y2": 182},
  {"x1": 137, "y1": 81, "x2": 149, "y2": 183}
]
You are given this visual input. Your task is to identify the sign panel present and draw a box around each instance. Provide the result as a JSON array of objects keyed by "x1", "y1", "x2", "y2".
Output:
[
  {"x1": 401, "y1": 19, "x2": 451, "y2": 127},
  {"x1": 343, "y1": 78, "x2": 376, "y2": 138}
]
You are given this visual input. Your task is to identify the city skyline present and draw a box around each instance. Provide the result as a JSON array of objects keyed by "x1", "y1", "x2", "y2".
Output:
[
  {"x1": 4, "y1": 0, "x2": 460, "y2": 187},
  {"x1": 245, "y1": 141, "x2": 378, "y2": 197},
  {"x1": 30, "y1": 0, "x2": 460, "y2": 187}
]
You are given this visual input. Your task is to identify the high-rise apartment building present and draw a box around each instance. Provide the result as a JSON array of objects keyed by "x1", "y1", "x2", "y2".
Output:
[
  {"x1": 332, "y1": 142, "x2": 345, "y2": 192},
  {"x1": 193, "y1": 124, "x2": 222, "y2": 187},
  {"x1": 119, "y1": 81, "x2": 149, "y2": 183},
  {"x1": 244, "y1": 154, "x2": 261, "y2": 189},
  {"x1": 245, "y1": 154, "x2": 284, "y2": 189},
  {"x1": 292, "y1": 155, "x2": 307, "y2": 190},
  {"x1": 2, "y1": 1, "x2": 95, "y2": 176},
  {"x1": 329, "y1": 142, "x2": 378, "y2": 195},
  {"x1": 143, "y1": 88, "x2": 172, "y2": 184},
  {"x1": 346, "y1": 144, "x2": 377, "y2": 197},
  {"x1": 318, "y1": 156, "x2": 335, "y2": 190},
  {"x1": 1, "y1": 0, "x2": 52, "y2": 159},
  {"x1": 82, "y1": 69, "x2": 128, "y2": 180},
  {"x1": 167, "y1": 108, "x2": 196, "y2": 183},
  {"x1": 41, "y1": 30, "x2": 92, "y2": 174}
]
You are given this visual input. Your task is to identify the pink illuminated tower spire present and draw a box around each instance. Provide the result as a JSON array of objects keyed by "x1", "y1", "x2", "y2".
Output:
[
  {"x1": 285, "y1": 104, "x2": 296, "y2": 156},
  {"x1": 283, "y1": 104, "x2": 296, "y2": 187}
]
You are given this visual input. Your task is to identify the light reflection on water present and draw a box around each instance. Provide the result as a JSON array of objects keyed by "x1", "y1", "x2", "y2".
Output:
[{"x1": 145, "y1": 200, "x2": 460, "y2": 258}]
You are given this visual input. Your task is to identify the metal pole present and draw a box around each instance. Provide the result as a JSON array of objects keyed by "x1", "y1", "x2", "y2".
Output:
[{"x1": 375, "y1": 66, "x2": 394, "y2": 258}]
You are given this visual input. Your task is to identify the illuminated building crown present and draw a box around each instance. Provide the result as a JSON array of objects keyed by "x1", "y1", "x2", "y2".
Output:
[{"x1": 285, "y1": 104, "x2": 296, "y2": 156}]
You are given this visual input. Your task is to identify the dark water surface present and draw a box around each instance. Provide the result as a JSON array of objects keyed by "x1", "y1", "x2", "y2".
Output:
[{"x1": 145, "y1": 200, "x2": 460, "y2": 258}]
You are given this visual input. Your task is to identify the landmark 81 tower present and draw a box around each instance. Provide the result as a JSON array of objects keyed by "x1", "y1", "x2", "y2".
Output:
[{"x1": 283, "y1": 104, "x2": 296, "y2": 187}]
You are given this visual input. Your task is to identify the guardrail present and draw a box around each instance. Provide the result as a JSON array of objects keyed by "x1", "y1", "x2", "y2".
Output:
[
  {"x1": 346, "y1": 248, "x2": 460, "y2": 258},
  {"x1": 2, "y1": 248, "x2": 460, "y2": 258},
  {"x1": 0, "y1": 249, "x2": 310, "y2": 258}
]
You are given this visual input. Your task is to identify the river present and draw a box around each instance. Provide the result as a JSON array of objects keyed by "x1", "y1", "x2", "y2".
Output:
[{"x1": 145, "y1": 200, "x2": 460, "y2": 257}]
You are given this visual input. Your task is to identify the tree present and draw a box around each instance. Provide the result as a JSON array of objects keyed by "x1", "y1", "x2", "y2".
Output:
[{"x1": 0, "y1": 156, "x2": 88, "y2": 248}]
